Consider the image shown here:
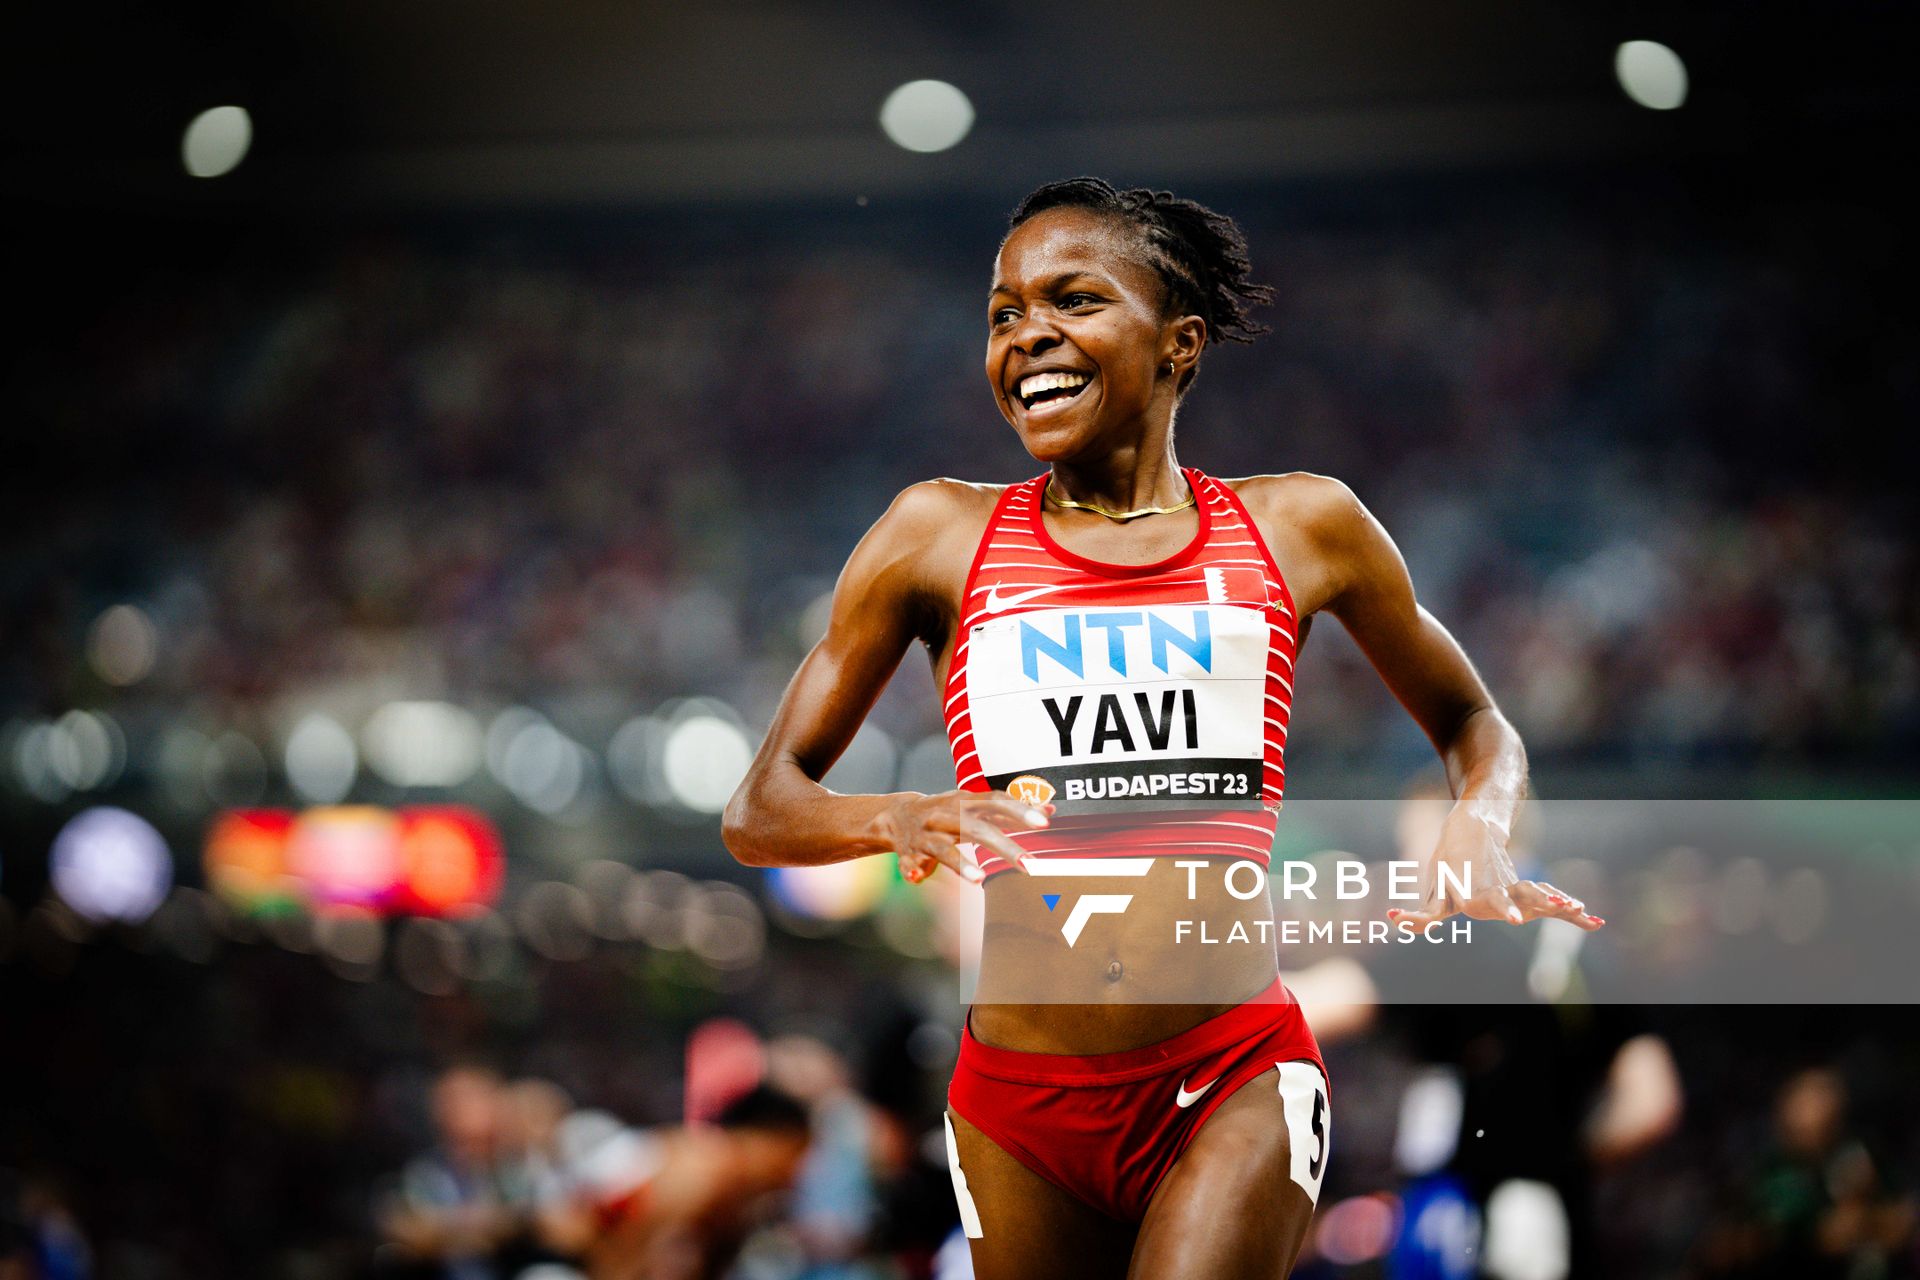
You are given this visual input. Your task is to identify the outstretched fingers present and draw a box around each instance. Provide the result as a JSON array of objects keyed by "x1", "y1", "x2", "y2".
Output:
[
  {"x1": 1390, "y1": 880, "x2": 1606, "y2": 931},
  {"x1": 1511, "y1": 880, "x2": 1605, "y2": 929}
]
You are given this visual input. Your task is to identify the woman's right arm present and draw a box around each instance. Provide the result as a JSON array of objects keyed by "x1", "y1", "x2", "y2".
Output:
[{"x1": 722, "y1": 481, "x2": 1043, "y2": 883}]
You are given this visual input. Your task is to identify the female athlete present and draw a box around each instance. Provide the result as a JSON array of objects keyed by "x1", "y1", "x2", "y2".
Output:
[{"x1": 724, "y1": 178, "x2": 1604, "y2": 1279}]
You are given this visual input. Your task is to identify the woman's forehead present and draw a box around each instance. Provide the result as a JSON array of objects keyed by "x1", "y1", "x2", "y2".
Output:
[{"x1": 992, "y1": 208, "x2": 1149, "y2": 291}]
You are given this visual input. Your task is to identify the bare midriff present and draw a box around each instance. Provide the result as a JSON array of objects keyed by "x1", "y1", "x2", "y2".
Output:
[{"x1": 967, "y1": 855, "x2": 1279, "y2": 1054}]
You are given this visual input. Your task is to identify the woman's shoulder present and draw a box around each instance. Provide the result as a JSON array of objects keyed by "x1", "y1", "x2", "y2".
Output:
[
  {"x1": 874, "y1": 477, "x2": 1015, "y2": 542},
  {"x1": 1212, "y1": 470, "x2": 1367, "y2": 540}
]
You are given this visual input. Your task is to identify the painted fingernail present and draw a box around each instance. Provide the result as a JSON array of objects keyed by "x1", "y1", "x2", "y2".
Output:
[
  {"x1": 1507, "y1": 907, "x2": 1524, "y2": 924},
  {"x1": 1386, "y1": 909, "x2": 1401, "y2": 919},
  {"x1": 964, "y1": 865, "x2": 984, "y2": 884},
  {"x1": 1026, "y1": 808, "x2": 1049, "y2": 826}
]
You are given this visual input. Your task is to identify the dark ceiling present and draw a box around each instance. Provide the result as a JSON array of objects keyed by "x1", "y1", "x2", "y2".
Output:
[{"x1": 3, "y1": 1, "x2": 1908, "y2": 209}]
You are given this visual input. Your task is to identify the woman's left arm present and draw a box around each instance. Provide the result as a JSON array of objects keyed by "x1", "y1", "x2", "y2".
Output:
[{"x1": 1286, "y1": 476, "x2": 1602, "y2": 932}]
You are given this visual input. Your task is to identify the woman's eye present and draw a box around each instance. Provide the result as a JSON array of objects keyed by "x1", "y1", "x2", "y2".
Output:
[
  {"x1": 1061, "y1": 293, "x2": 1099, "y2": 309},
  {"x1": 991, "y1": 308, "x2": 1019, "y2": 326}
]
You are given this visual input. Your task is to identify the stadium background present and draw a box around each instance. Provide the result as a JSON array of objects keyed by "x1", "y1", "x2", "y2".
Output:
[{"x1": 3, "y1": 3, "x2": 1916, "y2": 1277}]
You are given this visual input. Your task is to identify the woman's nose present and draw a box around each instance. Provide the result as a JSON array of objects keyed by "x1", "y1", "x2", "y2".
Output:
[{"x1": 1010, "y1": 309, "x2": 1061, "y2": 355}]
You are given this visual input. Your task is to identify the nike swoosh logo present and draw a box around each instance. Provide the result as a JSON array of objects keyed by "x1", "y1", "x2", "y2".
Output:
[
  {"x1": 983, "y1": 583, "x2": 1064, "y2": 613},
  {"x1": 1175, "y1": 1077, "x2": 1219, "y2": 1108}
]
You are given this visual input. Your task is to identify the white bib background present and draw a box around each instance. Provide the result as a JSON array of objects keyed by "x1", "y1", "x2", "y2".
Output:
[{"x1": 966, "y1": 602, "x2": 1270, "y2": 812}]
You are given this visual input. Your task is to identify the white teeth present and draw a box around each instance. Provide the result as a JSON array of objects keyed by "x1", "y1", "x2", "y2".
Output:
[{"x1": 1017, "y1": 371, "x2": 1090, "y2": 400}]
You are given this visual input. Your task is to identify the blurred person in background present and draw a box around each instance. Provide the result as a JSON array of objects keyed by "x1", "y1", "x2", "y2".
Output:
[
  {"x1": 1378, "y1": 776, "x2": 1682, "y2": 1279},
  {"x1": 726, "y1": 177, "x2": 1601, "y2": 1279},
  {"x1": 499, "y1": 1079, "x2": 576, "y2": 1208},
  {"x1": 523, "y1": 1106, "x2": 667, "y2": 1268},
  {"x1": 588, "y1": 1086, "x2": 811, "y2": 1280},
  {"x1": 763, "y1": 1033, "x2": 905, "y2": 1279},
  {"x1": 377, "y1": 1064, "x2": 524, "y2": 1280},
  {"x1": 496, "y1": 1078, "x2": 618, "y2": 1277},
  {"x1": 0, "y1": 1170, "x2": 90, "y2": 1280},
  {"x1": 1697, "y1": 1068, "x2": 1917, "y2": 1278}
]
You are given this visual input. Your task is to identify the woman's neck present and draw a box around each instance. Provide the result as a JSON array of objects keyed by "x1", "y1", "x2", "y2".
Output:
[{"x1": 1048, "y1": 443, "x2": 1188, "y2": 512}]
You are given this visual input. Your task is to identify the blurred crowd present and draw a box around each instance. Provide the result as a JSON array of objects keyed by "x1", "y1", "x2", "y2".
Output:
[
  {"x1": 7, "y1": 930, "x2": 1920, "y2": 1279},
  {"x1": 371, "y1": 1054, "x2": 885, "y2": 1280},
  {"x1": 4, "y1": 185, "x2": 1916, "y2": 838}
]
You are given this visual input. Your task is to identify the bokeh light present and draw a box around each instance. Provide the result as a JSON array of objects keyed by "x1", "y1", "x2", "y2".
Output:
[
  {"x1": 204, "y1": 808, "x2": 299, "y2": 913},
  {"x1": 313, "y1": 908, "x2": 385, "y2": 981},
  {"x1": 1482, "y1": 1179, "x2": 1570, "y2": 1280},
  {"x1": 493, "y1": 712, "x2": 589, "y2": 815},
  {"x1": 683, "y1": 881, "x2": 767, "y2": 971},
  {"x1": 1315, "y1": 1193, "x2": 1402, "y2": 1265},
  {"x1": 362, "y1": 701, "x2": 483, "y2": 788},
  {"x1": 515, "y1": 880, "x2": 594, "y2": 961},
  {"x1": 1615, "y1": 40, "x2": 1688, "y2": 110},
  {"x1": 393, "y1": 806, "x2": 505, "y2": 916},
  {"x1": 287, "y1": 806, "x2": 402, "y2": 909},
  {"x1": 878, "y1": 80, "x2": 974, "y2": 152},
  {"x1": 662, "y1": 714, "x2": 751, "y2": 813},
  {"x1": 86, "y1": 604, "x2": 158, "y2": 685},
  {"x1": 765, "y1": 857, "x2": 893, "y2": 923},
  {"x1": 284, "y1": 713, "x2": 358, "y2": 805},
  {"x1": 181, "y1": 105, "x2": 253, "y2": 177},
  {"x1": 50, "y1": 806, "x2": 173, "y2": 924}
]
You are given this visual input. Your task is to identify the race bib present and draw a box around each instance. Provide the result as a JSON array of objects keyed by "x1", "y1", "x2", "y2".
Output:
[{"x1": 967, "y1": 602, "x2": 1270, "y2": 816}]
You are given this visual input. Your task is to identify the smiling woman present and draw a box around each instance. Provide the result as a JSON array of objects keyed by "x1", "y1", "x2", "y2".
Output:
[
  {"x1": 986, "y1": 181, "x2": 1269, "y2": 484},
  {"x1": 724, "y1": 177, "x2": 1601, "y2": 1279}
]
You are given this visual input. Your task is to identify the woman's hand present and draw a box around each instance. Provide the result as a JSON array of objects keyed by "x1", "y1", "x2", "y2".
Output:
[
  {"x1": 872, "y1": 790, "x2": 1050, "y2": 885},
  {"x1": 1388, "y1": 804, "x2": 1604, "y2": 932}
]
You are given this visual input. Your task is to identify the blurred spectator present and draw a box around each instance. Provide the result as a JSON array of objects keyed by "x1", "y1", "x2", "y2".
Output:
[
  {"x1": 763, "y1": 1034, "x2": 900, "y2": 1279},
  {"x1": 1697, "y1": 1068, "x2": 1918, "y2": 1278},
  {"x1": 0, "y1": 1170, "x2": 90, "y2": 1280},
  {"x1": 522, "y1": 1105, "x2": 665, "y2": 1265},
  {"x1": 590, "y1": 1086, "x2": 810, "y2": 1280},
  {"x1": 378, "y1": 1065, "x2": 523, "y2": 1279}
]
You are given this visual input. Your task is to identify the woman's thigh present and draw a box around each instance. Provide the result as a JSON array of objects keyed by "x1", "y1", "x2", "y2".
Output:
[
  {"x1": 945, "y1": 1107, "x2": 1138, "y2": 1280},
  {"x1": 1126, "y1": 1062, "x2": 1328, "y2": 1280}
]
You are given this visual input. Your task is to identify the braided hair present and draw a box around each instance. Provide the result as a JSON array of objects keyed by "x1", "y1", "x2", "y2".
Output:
[{"x1": 1007, "y1": 178, "x2": 1273, "y2": 376}]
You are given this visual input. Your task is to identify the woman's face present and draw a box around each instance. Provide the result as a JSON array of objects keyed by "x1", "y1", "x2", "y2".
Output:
[{"x1": 986, "y1": 207, "x2": 1199, "y2": 462}]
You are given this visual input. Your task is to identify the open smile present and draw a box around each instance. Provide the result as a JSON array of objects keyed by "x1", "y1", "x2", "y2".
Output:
[{"x1": 1014, "y1": 370, "x2": 1096, "y2": 416}]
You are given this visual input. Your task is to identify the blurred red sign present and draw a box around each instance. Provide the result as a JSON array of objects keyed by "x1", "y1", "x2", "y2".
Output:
[{"x1": 204, "y1": 805, "x2": 504, "y2": 917}]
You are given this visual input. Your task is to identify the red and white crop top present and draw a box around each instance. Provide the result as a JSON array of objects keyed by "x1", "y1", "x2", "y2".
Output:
[{"x1": 943, "y1": 468, "x2": 1299, "y2": 878}]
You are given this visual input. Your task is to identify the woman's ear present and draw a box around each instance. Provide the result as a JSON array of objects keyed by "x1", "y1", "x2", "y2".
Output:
[{"x1": 1164, "y1": 315, "x2": 1207, "y2": 388}]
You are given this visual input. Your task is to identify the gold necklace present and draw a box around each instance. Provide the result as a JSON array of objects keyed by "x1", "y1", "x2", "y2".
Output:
[{"x1": 1044, "y1": 478, "x2": 1196, "y2": 522}]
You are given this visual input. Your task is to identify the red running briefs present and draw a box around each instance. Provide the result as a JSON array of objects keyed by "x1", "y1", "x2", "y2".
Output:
[{"x1": 945, "y1": 978, "x2": 1329, "y2": 1226}]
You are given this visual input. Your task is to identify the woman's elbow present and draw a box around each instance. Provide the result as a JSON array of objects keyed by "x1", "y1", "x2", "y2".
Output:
[{"x1": 721, "y1": 788, "x2": 766, "y2": 866}]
